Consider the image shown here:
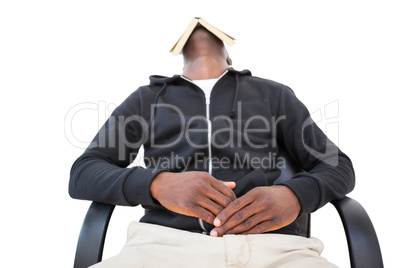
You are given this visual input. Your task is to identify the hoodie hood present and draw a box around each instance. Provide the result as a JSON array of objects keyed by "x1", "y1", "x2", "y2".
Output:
[{"x1": 149, "y1": 68, "x2": 252, "y2": 120}]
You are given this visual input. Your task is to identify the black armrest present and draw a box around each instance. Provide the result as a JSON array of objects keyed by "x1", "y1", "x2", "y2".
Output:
[
  {"x1": 331, "y1": 197, "x2": 383, "y2": 268},
  {"x1": 73, "y1": 202, "x2": 115, "y2": 268}
]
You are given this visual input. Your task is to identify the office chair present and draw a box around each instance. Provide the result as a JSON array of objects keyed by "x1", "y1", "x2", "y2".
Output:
[{"x1": 73, "y1": 149, "x2": 383, "y2": 268}]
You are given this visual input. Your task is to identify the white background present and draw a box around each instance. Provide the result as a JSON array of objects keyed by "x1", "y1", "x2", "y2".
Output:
[{"x1": 1, "y1": 1, "x2": 401, "y2": 267}]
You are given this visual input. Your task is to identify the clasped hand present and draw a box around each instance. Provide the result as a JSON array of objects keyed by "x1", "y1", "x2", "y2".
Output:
[{"x1": 150, "y1": 171, "x2": 301, "y2": 237}]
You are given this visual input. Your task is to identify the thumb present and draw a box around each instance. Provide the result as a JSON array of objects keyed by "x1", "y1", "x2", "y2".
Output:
[{"x1": 222, "y1": 181, "x2": 236, "y2": 189}]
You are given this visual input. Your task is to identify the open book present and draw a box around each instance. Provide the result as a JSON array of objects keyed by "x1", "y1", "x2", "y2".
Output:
[{"x1": 170, "y1": 17, "x2": 236, "y2": 56}]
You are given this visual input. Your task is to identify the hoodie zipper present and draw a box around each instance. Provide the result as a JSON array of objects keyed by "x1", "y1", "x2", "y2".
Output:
[
  {"x1": 198, "y1": 93, "x2": 212, "y2": 234},
  {"x1": 181, "y1": 72, "x2": 228, "y2": 234},
  {"x1": 180, "y1": 76, "x2": 219, "y2": 176},
  {"x1": 181, "y1": 79, "x2": 213, "y2": 234},
  {"x1": 205, "y1": 94, "x2": 213, "y2": 175}
]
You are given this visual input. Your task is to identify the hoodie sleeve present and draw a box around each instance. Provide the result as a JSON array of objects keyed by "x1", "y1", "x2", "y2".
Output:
[
  {"x1": 69, "y1": 89, "x2": 166, "y2": 207},
  {"x1": 275, "y1": 85, "x2": 355, "y2": 215}
]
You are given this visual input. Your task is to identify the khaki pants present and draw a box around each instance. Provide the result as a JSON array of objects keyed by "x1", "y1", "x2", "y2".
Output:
[{"x1": 91, "y1": 221, "x2": 338, "y2": 268}]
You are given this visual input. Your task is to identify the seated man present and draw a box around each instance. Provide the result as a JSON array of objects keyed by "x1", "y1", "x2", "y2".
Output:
[{"x1": 69, "y1": 19, "x2": 354, "y2": 267}]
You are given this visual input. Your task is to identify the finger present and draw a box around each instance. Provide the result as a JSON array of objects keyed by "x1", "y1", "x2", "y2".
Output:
[
  {"x1": 213, "y1": 194, "x2": 253, "y2": 228},
  {"x1": 223, "y1": 212, "x2": 270, "y2": 235},
  {"x1": 190, "y1": 206, "x2": 217, "y2": 225},
  {"x1": 222, "y1": 181, "x2": 236, "y2": 189},
  {"x1": 190, "y1": 175, "x2": 234, "y2": 209},
  {"x1": 239, "y1": 218, "x2": 281, "y2": 235},
  {"x1": 198, "y1": 196, "x2": 225, "y2": 217},
  {"x1": 210, "y1": 179, "x2": 237, "y2": 201},
  {"x1": 204, "y1": 187, "x2": 235, "y2": 209},
  {"x1": 211, "y1": 201, "x2": 267, "y2": 237}
]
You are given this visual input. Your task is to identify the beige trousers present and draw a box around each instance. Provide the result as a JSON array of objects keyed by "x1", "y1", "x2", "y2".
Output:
[{"x1": 91, "y1": 221, "x2": 338, "y2": 268}]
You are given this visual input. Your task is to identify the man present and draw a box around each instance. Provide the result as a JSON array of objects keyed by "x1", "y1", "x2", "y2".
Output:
[{"x1": 70, "y1": 20, "x2": 354, "y2": 267}]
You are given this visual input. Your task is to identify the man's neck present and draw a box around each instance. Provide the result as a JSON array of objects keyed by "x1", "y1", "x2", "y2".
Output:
[{"x1": 182, "y1": 56, "x2": 228, "y2": 80}]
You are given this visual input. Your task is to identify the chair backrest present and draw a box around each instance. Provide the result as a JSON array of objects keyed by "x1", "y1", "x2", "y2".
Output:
[{"x1": 274, "y1": 148, "x2": 310, "y2": 237}]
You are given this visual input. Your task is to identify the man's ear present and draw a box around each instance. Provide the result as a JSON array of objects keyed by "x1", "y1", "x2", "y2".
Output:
[{"x1": 227, "y1": 56, "x2": 232, "y2": 66}]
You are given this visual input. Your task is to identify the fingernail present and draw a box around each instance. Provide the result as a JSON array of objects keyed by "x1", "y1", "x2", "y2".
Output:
[
  {"x1": 214, "y1": 218, "x2": 221, "y2": 227},
  {"x1": 210, "y1": 230, "x2": 218, "y2": 237}
]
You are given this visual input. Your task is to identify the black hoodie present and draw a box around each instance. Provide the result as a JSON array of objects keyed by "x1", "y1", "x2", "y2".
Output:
[{"x1": 69, "y1": 68, "x2": 355, "y2": 235}]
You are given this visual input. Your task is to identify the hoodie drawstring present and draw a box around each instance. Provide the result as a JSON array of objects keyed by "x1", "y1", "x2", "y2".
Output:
[
  {"x1": 150, "y1": 72, "x2": 240, "y2": 133},
  {"x1": 149, "y1": 82, "x2": 168, "y2": 136},
  {"x1": 230, "y1": 73, "x2": 239, "y2": 119}
]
